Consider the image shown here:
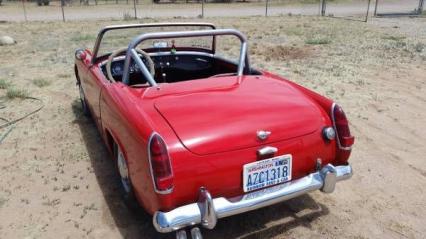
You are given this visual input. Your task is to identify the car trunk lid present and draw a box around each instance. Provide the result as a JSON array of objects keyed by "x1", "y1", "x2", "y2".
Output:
[{"x1": 153, "y1": 76, "x2": 324, "y2": 155}]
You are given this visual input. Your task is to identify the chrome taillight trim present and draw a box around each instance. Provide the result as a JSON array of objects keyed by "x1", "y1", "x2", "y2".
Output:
[
  {"x1": 147, "y1": 132, "x2": 174, "y2": 195},
  {"x1": 330, "y1": 103, "x2": 352, "y2": 151}
]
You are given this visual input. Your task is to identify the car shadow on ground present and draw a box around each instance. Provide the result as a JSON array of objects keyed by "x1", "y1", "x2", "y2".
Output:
[{"x1": 71, "y1": 100, "x2": 330, "y2": 239}]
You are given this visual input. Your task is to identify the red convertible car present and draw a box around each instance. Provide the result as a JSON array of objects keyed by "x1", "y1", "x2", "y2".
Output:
[{"x1": 74, "y1": 23, "x2": 354, "y2": 238}]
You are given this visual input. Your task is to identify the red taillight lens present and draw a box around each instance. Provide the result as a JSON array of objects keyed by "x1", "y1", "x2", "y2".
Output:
[
  {"x1": 333, "y1": 104, "x2": 355, "y2": 149},
  {"x1": 149, "y1": 134, "x2": 173, "y2": 193}
]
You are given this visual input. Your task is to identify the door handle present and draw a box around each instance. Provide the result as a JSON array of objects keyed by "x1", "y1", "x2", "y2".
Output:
[{"x1": 257, "y1": 146, "x2": 278, "y2": 156}]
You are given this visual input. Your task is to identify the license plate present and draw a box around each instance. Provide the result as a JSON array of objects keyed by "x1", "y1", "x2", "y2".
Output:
[{"x1": 243, "y1": 154, "x2": 292, "y2": 192}]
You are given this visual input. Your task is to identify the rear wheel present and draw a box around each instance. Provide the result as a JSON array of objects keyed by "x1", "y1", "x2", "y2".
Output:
[
  {"x1": 114, "y1": 143, "x2": 138, "y2": 209},
  {"x1": 78, "y1": 84, "x2": 90, "y2": 117}
]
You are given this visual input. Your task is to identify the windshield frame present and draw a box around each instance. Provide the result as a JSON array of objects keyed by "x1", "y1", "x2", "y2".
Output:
[{"x1": 91, "y1": 22, "x2": 216, "y2": 64}]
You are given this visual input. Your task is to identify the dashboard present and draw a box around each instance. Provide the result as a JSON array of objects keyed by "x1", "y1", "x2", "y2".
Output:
[{"x1": 102, "y1": 54, "x2": 214, "y2": 80}]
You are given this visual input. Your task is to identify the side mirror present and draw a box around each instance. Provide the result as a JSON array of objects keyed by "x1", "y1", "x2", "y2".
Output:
[{"x1": 75, "y1": 49, "x2": 87, "y2": 61}]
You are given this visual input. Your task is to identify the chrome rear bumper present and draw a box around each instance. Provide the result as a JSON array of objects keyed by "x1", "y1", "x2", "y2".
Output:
[{"x1": 153, "y1": 164, "x2": 352, "y2": 233}]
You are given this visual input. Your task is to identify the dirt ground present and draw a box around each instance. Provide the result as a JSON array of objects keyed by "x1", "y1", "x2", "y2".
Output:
[{"x1": 0, "y1": 15, "x2": 425, "y2": 239}]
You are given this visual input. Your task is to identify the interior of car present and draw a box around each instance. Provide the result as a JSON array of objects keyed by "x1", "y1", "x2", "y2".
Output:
[{"x1": 100, "y1": 52, "x2": 261, "y2": 86}]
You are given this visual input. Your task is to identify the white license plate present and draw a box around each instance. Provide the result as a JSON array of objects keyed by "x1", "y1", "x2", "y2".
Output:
[{"x1": 243, "y1": 154, "x2": 292, "y2": 192}]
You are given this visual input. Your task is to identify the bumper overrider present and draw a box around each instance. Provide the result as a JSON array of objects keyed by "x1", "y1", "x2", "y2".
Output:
[{"x1": 153, "y1": 164, "x2": 352, "y2": 233}]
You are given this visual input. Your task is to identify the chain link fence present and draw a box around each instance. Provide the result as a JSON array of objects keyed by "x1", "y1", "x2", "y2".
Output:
[{"x1": 0, "y1": 0, "x2": 422, "y2": 22}]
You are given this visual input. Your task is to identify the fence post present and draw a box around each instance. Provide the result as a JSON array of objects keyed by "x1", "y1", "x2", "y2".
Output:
[
  {"x1": 373, "y1": 0, "x2": 378, "y2": 16},
  {"x1": 61, "y1": 0, "x2": 66, "y2": 22},
  {"x1": 418, "y1": 0, "x2": 424, "y2": 14},
  {"x1": 320, "y1": 0, "x2": 326, "y2": 16},
  {"x1": 265, "y1": 0, "x2": 269, "y2": 17},
  {"x1": 201, "y1": 0, "x2": 204, "y2": 18},
  {"x1": 365, "y1": 0, "x2": 371, "y2": 22},
  {"x1": 318, "y1": 0, "x2": 321, "y2": 16},
  {"x1": 133, "y1": 0, "x2": 137, "y2": 19},
  {"x1": 22, "y1": 0, "x2": 28, "y2": 22}
]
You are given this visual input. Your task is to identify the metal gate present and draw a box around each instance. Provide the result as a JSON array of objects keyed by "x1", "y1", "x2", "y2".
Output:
[
  {"x1": 374, "y1": 0, "x2": 424, "y2": 16},
  {"x1": 320, "y1": 0, "x2": 373, "y2": 22}
]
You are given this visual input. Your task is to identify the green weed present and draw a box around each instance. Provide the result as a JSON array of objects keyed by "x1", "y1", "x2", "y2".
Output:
[{"x1": 6, "y1": 88, "x2": 29, "y2": 99}]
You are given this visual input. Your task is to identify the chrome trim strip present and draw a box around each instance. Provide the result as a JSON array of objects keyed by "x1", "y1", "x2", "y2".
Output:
[
  {"x1": 147, "y1": 132, "x2": 174, "y2": 195},
  {"x1": 330, "y1": 103, "x2": 352, "y2": 151},
  {"x1": 122, "y1": 29, "x2": 249, "y2": 85},
  {"x1": 92, "y1": 22, "x2": 216, "y2": 64},
  {"x1": 153, "y1": 164, "x2": 353, "y2": 233}
]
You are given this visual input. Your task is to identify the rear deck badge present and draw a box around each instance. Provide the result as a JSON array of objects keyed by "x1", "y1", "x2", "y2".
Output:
[{"x1": 257, "y1": 130, "x2": 271, "y2": 141}]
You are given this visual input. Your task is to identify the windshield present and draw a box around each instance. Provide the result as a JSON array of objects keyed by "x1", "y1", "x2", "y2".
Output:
[{"x1": 94, "y1": 24, "x2": 215, "y2": 60}]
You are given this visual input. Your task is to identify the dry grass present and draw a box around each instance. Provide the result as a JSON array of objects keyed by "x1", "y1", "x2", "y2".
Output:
[
  {"x1": 261, "y1": 45, "x2": 314, "y2": 61},
  {"x1": 305, "y1": 36, "x2": 331, "y2": 45},
  {"x1": 33, "y1": 78, "x2": 51, "y2": 88}
]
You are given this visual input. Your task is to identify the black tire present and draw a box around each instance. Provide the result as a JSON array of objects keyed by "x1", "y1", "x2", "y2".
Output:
[
  {"x1": 113, "y1": 143, "x2": 139, "y2": 210},
  {"x1": 78, "y1": 84, "x2": 91, "y2": 117},
  {"x1": 37, "y1": 0, "x2": 43, "y2": 6},
  {"x1": 43, "y1": 0, "x2": 50, "y2": 5}
]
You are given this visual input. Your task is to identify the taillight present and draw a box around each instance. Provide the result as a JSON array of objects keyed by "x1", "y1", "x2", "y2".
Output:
[
  {"x1": 332, "y1": 104, "x2": 355, "y2": 149},
  {"x1": 148, "y1": 133, "x2": 173, "y2": 194},
  {"x1": 332, "y1": 104, "x2": 354, "y2": 163}
]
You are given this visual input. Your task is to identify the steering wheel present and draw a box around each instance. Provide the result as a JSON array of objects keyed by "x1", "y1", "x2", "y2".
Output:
[{"x1": 106, "y1": 47, "x2": 155, "y2": 83}]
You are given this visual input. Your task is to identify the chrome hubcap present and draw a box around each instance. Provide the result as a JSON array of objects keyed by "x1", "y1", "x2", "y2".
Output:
[{"x1": 117, "y1": 149, "x2": 131, "y2": 193}]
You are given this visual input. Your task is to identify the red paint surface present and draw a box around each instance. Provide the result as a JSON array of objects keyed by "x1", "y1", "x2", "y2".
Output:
[{"x1": 75, "y1": 50, "x2": 353, "y2": 214}]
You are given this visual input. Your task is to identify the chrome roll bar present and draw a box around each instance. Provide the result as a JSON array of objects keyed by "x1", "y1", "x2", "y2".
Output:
[
  {"x1": 122, "y1": 29, "x2": 249, "y2": 86},
  {"x1": 91, "y1": 22, "x2": 216, "y2": 64}
]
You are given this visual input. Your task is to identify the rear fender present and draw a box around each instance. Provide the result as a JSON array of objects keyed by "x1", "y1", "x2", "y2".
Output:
[{"x1": 262, "y1": 71, "x2": 350, "y2": 164}]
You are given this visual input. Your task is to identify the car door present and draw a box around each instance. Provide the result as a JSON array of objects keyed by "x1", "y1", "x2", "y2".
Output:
[{"x1": 77, "y1": 53, "x2": 108, "y2": 131}]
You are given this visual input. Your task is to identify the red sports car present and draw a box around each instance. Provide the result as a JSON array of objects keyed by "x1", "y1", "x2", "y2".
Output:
[{"x1": 74, "y1": 23, "x2": 354, "y2": 238}]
